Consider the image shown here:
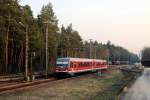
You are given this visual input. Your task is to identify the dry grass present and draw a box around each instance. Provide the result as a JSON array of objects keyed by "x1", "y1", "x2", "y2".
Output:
[{"x1": 0, "y1": 69, "x2": 123, "y2": 100}]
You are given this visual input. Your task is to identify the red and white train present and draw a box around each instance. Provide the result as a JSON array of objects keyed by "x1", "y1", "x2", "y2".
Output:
[{"x1": 56, "y1": 57, "x2": 108, "y2": 74}]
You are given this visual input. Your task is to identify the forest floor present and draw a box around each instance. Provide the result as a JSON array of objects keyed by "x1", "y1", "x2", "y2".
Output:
[{"x1": 0, "y1": 67, "x2": 124, "y2": 100}]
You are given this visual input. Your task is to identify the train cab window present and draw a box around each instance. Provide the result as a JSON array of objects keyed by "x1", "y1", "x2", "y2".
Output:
[{"x1": 56, "y1": 58, "x2": 69, "y2": 68}]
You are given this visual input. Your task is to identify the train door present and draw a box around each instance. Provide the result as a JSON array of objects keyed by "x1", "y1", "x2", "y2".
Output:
[{"x1": 73, "y1": 62, "x2": 77, "y2": 71}]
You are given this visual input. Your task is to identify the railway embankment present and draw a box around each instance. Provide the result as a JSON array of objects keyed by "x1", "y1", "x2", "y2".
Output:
[
  {"x1": 91, "y1": 65, "x2": 144, "y2": 100},
  {"x1": 0, "y1": 66, "x2": 143, "y2": 100}
]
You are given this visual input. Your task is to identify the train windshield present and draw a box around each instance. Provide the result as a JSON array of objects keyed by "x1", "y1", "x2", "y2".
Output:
[{"x1": 56, "y1": 58, "x2": 69, "y2": 68}]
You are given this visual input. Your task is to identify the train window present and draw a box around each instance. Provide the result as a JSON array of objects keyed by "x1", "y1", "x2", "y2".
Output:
[
  {"x1": 96, "y1": 62, "x2": 100, "y2": 66},
  {"x1": 85, "y1": 62, "x2": 88, "y2": 66},
  {"x1": 84, "y1": 62, "x2": 86, "y2": 67},
  {"x1": 80, "y1": 62, "x2": 83, "y2": 67},
  {"x1": 83, "y1": 62, "x2": 86, "y2": 67},
  {"x1": 93, "y1": 62, "x2": 95, "y2": 66},
  {"x1": 84, "y1": 62, "x2": 86, "y2": 66},
  {"x1": 82, "y1": 62, "x2": 85, "y2": 67},
  {"x1": 57, "y1": 64, "x2": 68, "y2": 68},
  {"x1": 74, "y1": 63, "x2": 77, "y2": 67},
  {"x1": 102, "y1": 63, "x2": 104, "y2": 65},
  {"x1": 79, "y1": 62, "x2": 82, "y2": 67},
  {"x1": 79, "y1": 62, "x2": 92, "y2": 67},
  {"x1": 87, "y1": 62, "x2": 90, "y2": 66},
  {"x1": 90, "y1": 62, "x2": 92, "y2": 66},
  {"x1": 79, "y1": 63, "x2": 81, "y2": 66},
  {"x1": 82, "y1": 62, "x2": 84, "y2": 66},
  {"x1": 87, "y1": 62, "x2": 89, "y2": 66},
  {"x1": 81, "y1": 62, "x2": 84, "y2": 67},
  {"x1": 88, "y1": 62, "x2": 90, "y2": 66},
  {"x1": 104, "y1": 62, "x2": 106, "y2": 65},
  {"x1": 74, "y1": 64, "x2": 76, "y2": 67}
]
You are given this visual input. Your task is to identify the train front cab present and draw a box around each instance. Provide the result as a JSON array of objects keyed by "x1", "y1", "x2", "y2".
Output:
[
  {"x1": 56, "y1": 58, "x2": 69, "y2": 73},
  {"x1": 56, "y1": 58, "x2": 76, "y2": 75}
]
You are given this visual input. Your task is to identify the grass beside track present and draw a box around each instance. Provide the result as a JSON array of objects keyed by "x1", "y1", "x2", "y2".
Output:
[{"x1": 0, "y1": 68, "x2": 124, "y2": 100}]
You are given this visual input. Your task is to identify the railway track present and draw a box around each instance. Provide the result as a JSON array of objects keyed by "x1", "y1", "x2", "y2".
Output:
[
  {"x1": 0, "y1": 78, "x2": 56, "y2": 94},
  {"x1": 0, "y1": 71, "x2": 103, "y2": 94},
  {"x1": 0, "y1": 66, "x2": 114, "y2": 94}
]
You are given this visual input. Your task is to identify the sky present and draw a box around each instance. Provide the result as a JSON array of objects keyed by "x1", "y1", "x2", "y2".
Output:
[{"x1": 20, "y1": 0, "x2": 150, "y2": 54}]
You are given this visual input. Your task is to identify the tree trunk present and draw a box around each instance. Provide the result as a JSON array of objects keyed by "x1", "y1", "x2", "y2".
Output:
[{"x1": 5, "y1": 15, "x2": 10, "y2": 74}]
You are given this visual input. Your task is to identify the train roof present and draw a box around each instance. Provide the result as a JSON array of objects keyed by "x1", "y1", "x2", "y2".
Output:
[
  {"x1": 93, "y1": 59, "x2": 107, "y2": 62},
  {"x1": 57, "y1": 57, "x2": 107, "y2": 62}
]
